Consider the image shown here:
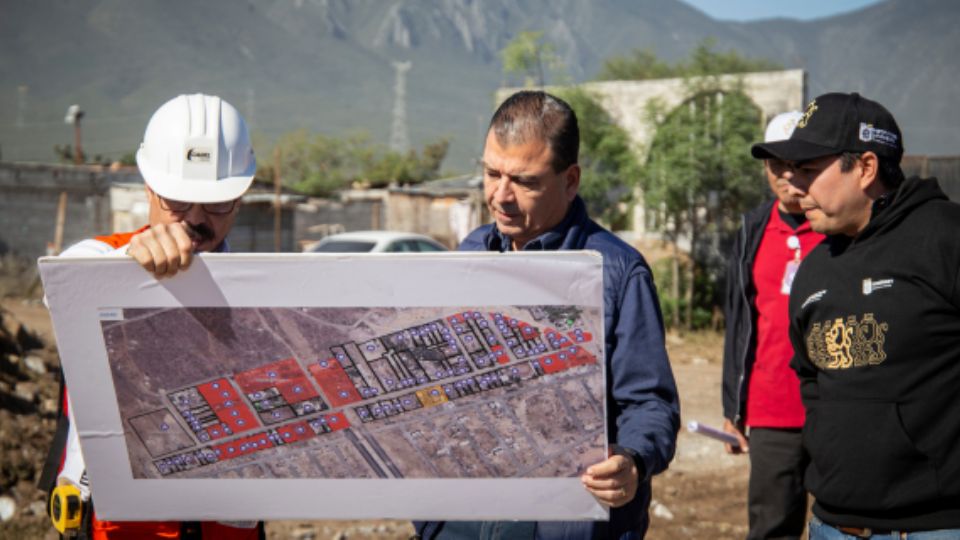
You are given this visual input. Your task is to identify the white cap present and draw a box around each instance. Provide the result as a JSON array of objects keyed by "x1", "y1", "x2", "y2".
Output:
[
  {"x1": 764, "y1": 110, "x2": 804, "y2": 143},
  {"x1": 135, "y1": 94, "x2": 256, "y2": 203}
]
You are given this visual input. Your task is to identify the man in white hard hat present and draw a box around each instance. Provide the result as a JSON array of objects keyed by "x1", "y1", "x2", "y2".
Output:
[
  {"x1": 57, "y1": 93, "x2": 256, "y2": 276},
  {"x1": 721, "y1": 111, "x2": 823, "y2": 539},
  {"x1": 39, "y1": 94, "x2": 262, "y2": 539}
]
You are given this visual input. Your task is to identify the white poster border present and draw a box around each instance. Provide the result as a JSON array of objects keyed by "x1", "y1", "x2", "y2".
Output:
[{"x1": 40, "y1": 251, "x2": 609, "y2": 521}]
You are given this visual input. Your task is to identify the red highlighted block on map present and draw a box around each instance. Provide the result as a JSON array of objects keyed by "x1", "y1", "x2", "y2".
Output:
[
  {"x1": 536, "y1": 345, "x2": 597, "y2": 375},
  {"x1": 197, "y1": 379, "x2": 258, "y2": 436},
  {"x1": 537, "y1": 353, "x2": 570, "y2": 374},
  {"x1": 235, "y1": 358, "x2": 319, "y2": 404},
  {"x1": 568, "y1": 329, "x2": 593, "y2": 344},
  {"x1": 567, "y1": 346, "x2": 597, "y2": 367},
  {"x1": 275, "y1": 421, "x2": 315, "y2": 445},
  {"x1": 491, "y1": 344, "x2": 509, "y2": 364},
  {"x1": 324, "y1": 411, "x2": 350, "y2": 432},
  {"x1": 213, "y1": 432, "x2": 275, "y2": 461},
  {"x1": 309, "y1": 359, "x2": 362, "y2": 407},
  {"x1": 518, "y1": 322, "x2": 540, "y2": 341}
]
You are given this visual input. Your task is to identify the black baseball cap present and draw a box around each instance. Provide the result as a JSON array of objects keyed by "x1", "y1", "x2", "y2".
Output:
[{"x1": 751, "y1": 92, "x2": 903, "y2": 163}]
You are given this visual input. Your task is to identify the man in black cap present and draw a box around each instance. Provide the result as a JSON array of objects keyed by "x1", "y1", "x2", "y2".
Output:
[{"x1": 752, "y1": 92, "x2": 960, "y2": 538}]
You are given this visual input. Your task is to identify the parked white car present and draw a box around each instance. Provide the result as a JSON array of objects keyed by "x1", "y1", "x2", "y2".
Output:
[{"x1": 305, "y1": 231, "x2": 448, "y2": 253}]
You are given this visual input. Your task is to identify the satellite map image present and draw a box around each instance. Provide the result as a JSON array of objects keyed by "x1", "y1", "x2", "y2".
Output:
[{"x1": 100, "y1": 305, "x2": 605, "y2": 481}]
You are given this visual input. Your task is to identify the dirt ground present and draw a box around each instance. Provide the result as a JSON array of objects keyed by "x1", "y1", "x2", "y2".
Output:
[
  {"x1": 647, "y1": 332, "x2": 749, "y2": 540},
  {"x1": 0, "y1": 298, "x2": 749, "y2": 540}
]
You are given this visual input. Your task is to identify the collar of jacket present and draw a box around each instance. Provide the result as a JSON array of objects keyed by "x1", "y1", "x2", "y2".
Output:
[{"x1": 484, "y1": 196, "x2": 589, "y2": 252}]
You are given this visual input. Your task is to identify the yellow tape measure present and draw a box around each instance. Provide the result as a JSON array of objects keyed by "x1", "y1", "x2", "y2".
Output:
[{"x1": 50, "y1": 484, "x2": 82, "y2": 534}]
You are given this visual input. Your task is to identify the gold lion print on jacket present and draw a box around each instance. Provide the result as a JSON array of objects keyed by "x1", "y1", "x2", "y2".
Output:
[{"x1": 805, "y1": 313, "x2": 888, "y2": 369}]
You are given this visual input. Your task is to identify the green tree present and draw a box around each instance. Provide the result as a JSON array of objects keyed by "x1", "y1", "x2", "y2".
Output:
[
  {"x1": 365, "y1": 139, "x2": 449, "y2": 186},
  {"x1": 53, "y1": 144, "x2": 115, "y2": 166},
  {"x1": 641, "y1": 84, "x2": 765, "y2": 330},
  {"x1": 596, "y1": 49, "x2": 675, "y2": 81},
  {"x1": 593, "y1": 39, "x2": 778, "y2": 329},
  {"x1": 556, "y1": 87, "x2": 640, "y2": 229},
  {"x1": 262, "y1": 130, "x2": 361, "y2": 196},
  {"x1": 53, "y1": 144, "x2": 75, "y2": 164},
  {"x1": 501, "y1": 30, "x2": 559, "y2": 87},
  {"x1": 596, "y1": 38, "x2": 781, "y2": 81},
  {"x1": 118, "y1": 151, "x2": 137, "y2": 166},
  {"x1": 262, "y1": 130, "x2": 449, "y2": 197},
  {"x1": 680, "y1": 38, "x2": 782, "y2": 76}
]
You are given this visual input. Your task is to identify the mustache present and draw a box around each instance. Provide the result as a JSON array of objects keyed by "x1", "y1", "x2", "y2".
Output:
[{"x1": 183, "y1": 222, "x2": 216, "y2": 243}]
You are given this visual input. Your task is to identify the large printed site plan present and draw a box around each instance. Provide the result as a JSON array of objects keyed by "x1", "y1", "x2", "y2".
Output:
[{"x1": 101, "y1": 306, "x2": 605, "y2": 480}]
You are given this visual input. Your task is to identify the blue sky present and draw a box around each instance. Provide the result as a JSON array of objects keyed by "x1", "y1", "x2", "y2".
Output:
[{"x1": 677, "y1": 0, "x2": 883, "y2": 22}]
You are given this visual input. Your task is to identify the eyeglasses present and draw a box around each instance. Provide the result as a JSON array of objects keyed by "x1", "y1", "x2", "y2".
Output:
[{"x1": 157, "y1": 196, "x2": 240, "y2": 215}]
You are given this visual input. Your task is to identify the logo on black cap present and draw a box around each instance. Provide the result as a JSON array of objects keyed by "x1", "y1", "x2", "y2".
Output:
[
  {"x1": 797, "y1": 100, "x2": 818, "y2": 129},
  {"x1": 858, "y1": 123, "x2": 899, "y2": 149}
]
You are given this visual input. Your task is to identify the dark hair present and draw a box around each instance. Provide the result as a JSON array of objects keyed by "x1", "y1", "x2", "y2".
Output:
[
  {"x1": 839, "y1": 151, "x2": 905, "y2": 190},
  {"x1": 488, "y1": 90, "x2": 579, "y2": 173}
]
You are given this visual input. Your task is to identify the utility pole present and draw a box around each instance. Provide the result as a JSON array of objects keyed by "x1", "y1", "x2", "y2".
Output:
[
  {"x1": 64, "y1": 104, "x2": 85, "y2": 165},
  {"x1": 53, "y1": 191, "x2": 68, "y2": 254},
  {"x1": 389, "y1": 61, "x2": 411, "y2": 154}
]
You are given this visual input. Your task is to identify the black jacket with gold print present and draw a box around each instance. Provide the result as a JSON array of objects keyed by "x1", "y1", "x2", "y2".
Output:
[{"x1": 788, "y1": 177, "x2": 960, "y2": 531}]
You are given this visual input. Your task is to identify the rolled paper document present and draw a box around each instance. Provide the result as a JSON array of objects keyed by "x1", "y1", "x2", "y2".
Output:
[{"x1": 686, "y1": 420, "x2": 741, "y2": 447}]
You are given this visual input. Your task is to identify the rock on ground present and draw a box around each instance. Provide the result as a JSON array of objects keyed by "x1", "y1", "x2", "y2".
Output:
[{"x1": 0, "y1": 300, "x2": 61, "y2": 538}]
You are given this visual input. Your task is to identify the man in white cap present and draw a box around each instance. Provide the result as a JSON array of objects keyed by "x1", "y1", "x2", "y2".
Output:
[
  {"x1": 39, "y1": 94, "x2": 262, "y2": 539},
  {"x1": 721, "y1": 111, "x2": 823, "y2": 539}
]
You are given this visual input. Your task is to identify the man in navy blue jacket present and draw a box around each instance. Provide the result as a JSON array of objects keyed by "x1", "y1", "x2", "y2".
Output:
[{"x1": 416, "y1": 91, "x2": 679, "y2": 539}]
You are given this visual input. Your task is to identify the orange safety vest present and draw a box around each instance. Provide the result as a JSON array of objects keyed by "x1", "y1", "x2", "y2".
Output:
[
  {"x1": 91, "y1": 516, "x2": 261, "y2": 540},
  {"x1": 93, "y1": 225, "x2": 151, "y2": 249}
]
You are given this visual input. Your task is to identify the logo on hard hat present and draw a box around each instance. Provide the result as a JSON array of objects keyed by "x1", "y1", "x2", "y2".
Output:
[{"x1": 186, "y1": 148, "x2": 212, "y2": 162}]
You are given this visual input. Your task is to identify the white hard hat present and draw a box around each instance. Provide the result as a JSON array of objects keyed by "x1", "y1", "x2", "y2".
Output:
[
  {"x1": 136, "y1": 94, "x2": 256, "y2": 203},
  {"x1": 764, "y1": 110, "x2": 804, "y2": 143}
]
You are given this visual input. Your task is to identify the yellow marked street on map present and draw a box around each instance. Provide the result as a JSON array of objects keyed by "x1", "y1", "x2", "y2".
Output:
[{"x1": 416, "y1": 385, "x2": 449, "y2": 408}]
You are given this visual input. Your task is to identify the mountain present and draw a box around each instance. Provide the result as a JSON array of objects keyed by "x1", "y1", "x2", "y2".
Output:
[{"x1": 1, "y1": 0, "x2": 957, "y2": 172}]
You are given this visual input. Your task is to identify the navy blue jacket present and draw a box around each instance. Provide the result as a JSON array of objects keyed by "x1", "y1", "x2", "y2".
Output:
[{"x1": 417, "y1": 197, "x2": 680, "y2": 540}]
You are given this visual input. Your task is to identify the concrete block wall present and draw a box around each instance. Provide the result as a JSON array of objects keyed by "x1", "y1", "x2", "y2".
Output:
[
  {"x1": 498, "y1": 69, "x2": 805, "y2": 160},
  {"x1": 230, "y1": 202, "x2": 297, "y2": 253},
  {"x1": 293, "y1": 196, "x2": 386, "y2": 251},
  {"x1": 0, "y1": 162, "x2": 142, "y2": 260},
  {"x1": 385, "y1": 192, "x2": 464, "y2": 248}
]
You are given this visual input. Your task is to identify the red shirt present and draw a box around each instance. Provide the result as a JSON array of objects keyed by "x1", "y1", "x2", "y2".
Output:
[{"x1": 745, "y1": 205, "x2": 824, "y2": 428}]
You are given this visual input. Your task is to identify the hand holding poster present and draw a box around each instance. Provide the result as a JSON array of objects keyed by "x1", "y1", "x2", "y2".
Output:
[{"x1": 40, "y1": 251, "x2": 607, "y2": 521}]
